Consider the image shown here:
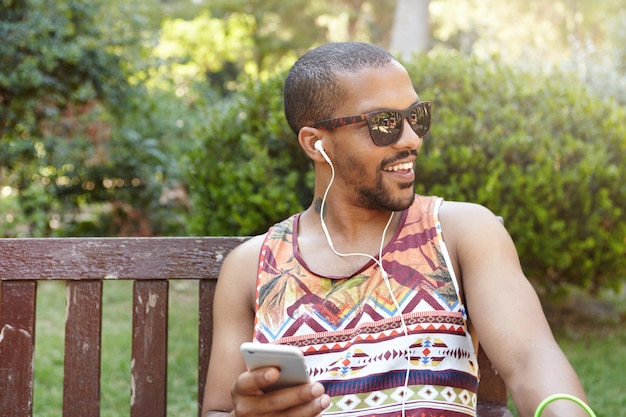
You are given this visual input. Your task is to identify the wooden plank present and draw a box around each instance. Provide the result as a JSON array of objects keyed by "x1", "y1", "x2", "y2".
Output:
[
  {"x1": 0, "y1": 237, "x2": 247, "y2": 281},
  {"x1": 63, "y1": 280, "x2": 102, "y2": 417},
  {"x1": 197, "y1": 279, "x2": 217, "y2": 416},
  {"x1": 0, "y1": 280, "x2": 37, "y2": 417},
  {"x1": 477, "y1": 402, "x2": 514, "y2": 417},
  {"x1": 131, "y1": 280, "x2": 169, "y2": 417},
  {"x1": 1, "y1": 236, "x2": 512, "y2": 416}
]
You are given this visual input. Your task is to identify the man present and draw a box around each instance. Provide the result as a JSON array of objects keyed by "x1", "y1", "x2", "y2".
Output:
[{"x1": 202, "y1": 42, "x2": 589, "y2": 417}]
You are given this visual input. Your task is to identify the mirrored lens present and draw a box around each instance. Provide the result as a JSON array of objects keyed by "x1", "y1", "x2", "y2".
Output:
[
  {"x1": 409, "y1": 104, "x2": 430, "y2": 137},
  {"x1": 370, "y1": 111, "x2": 402, "y2": 145},
  {"x1": 368, "y1": 102, "x2": 430, "y2": 146}
]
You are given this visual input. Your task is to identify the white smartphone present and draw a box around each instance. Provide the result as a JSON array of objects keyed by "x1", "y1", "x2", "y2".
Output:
[{"x1": 240, "y1": 342, "x2": 310, "y2": 391}]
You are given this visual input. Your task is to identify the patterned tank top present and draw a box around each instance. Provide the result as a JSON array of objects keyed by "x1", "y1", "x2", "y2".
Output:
[{"x1": 253, "y1": 195, "x2": 479, "y2": 416}]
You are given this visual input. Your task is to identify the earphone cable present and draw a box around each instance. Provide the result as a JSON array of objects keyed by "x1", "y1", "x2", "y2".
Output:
[{"x1": 319, "y1": 157, "x2": 411, "y2": 417}]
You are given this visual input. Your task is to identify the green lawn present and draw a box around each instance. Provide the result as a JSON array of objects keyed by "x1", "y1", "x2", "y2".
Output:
[
  {"x1": 33, "y1": 280, "x2": 199, "y2": 417},
  {"x1": 555, "y1": 330, "x2": 626, "y2": 416},
  {"x1": 32, "y1": 281, "x2": 625, "y2": 416},
  {"x1": 508, "y1": 290, "x2": 626, "y2": 417},
  {"x1": 507, "y1": 330, "x2": 626, "y2": 417}
]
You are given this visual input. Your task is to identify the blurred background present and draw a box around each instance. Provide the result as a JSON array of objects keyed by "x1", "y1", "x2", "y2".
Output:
[
  {"x1": 3, "y1": 0, "x2": 626, "y2": 296},
  {"x1": 3, "y1": 0, "x2": 626, "y2": 287},
  {"x1": 1, "y1": 1, "x2": 625, "y2": 414}
]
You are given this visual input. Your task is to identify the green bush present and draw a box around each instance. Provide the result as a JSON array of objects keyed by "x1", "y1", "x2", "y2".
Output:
[
  {"x1": 0, "y1": 0, "x2": 190, "y2": 238},
  {"x1": 186, "y1": 74, "x2": 313, "y2": 236},
  {"x1": 186, "y1": 52, "x2": 626, "y2": 293},
  {"x1": 406, "y1": 50, "x2": 626, "y2": 294}
]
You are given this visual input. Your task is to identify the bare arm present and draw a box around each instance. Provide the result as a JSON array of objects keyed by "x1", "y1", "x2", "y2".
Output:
[
  {"x1": 201, "y1": 235, "x2": 330, "y2": 417},
  {"x1": 439, "y1": 202, "x2": 589, "y2": 417}
]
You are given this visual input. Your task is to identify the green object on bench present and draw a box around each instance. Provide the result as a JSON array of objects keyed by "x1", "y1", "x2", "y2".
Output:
[{"x1": 0, "y1": 237, "x2": 512, "y2": 417}]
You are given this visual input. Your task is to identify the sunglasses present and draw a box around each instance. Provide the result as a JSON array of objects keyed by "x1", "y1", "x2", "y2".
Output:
[{"x1": 310, "y1": 101, "x2": 431, "y2": 146}]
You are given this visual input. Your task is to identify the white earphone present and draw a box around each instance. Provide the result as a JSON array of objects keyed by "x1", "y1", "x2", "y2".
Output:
[
  {"x1": 314, "y1": 136, "x2": 411, "y2": 416},
  {"x1": 314, "y1": 140, "x2": 332, "y2": 164}
]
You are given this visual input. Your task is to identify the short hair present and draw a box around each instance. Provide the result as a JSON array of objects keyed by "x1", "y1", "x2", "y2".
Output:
[{"x1": 284, "y1": 42, "x2": 397, "y2": 135}]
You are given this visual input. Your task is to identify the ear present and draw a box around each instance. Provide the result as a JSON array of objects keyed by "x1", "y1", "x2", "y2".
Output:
[{"x1": 298, "y1": 127, "x2": 329, "y2": 163}]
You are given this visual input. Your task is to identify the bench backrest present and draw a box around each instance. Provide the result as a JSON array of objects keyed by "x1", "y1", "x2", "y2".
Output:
[{"x1": 0, "y1": 237, "x2": 511, "y2": 417}]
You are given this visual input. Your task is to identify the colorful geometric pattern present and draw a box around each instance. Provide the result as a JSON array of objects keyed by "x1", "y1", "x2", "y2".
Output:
[{"x1": 253, "y1": 195, "x2": 479, "y2": 416}]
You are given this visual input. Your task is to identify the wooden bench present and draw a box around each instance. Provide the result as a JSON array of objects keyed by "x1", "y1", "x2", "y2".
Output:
[{"x1": 0, "y1": 237, "x2": 512, "y2": 417}]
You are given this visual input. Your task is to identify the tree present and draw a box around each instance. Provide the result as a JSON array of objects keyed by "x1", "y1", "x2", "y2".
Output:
[
  {"x1": 389, "y1": 0, "x2": 431, "y2": 59},
  {"x1": 205, "y1": 0, "x2": 397, "y2": 76},
  {"x1": 0, "y1": 0, "x2": 185, "y2": 237}
]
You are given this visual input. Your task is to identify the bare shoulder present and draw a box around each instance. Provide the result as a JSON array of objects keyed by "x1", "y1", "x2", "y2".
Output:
[
  {"x1": 217, "y1": 233, "x2": 267, "y2": 308},
  {"x1": 437, "y1": 201, "x2": 520, "y2": 279},
  {"x1": 438, "y1": 201, "x2": 507, "y2": 247},
  {"x1": 438, "y1": 200, "x2": 501, "y2": 225},
  {"x1": 223, "y1": 233, "x2": 267, "y2": 267}
]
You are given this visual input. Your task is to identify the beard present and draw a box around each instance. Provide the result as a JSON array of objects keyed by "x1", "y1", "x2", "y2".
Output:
[
  {"x1": 336, "y1": 150, "x2": 417, "y2": 212},
  {"x1": 356, "y1": 176, "x2": 415, "y2": 211}
]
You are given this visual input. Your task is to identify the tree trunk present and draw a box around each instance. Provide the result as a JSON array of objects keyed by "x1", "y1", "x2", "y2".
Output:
[{"x1": 389, "y1": 0, "x2": 430, "y2": 60}]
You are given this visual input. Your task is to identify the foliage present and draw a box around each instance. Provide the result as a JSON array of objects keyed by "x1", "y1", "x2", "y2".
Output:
[
  {"x1": 3, "y1": 0, "x2": 626, "y2": 295},
  {"x1": 186, "y1": 73, "x2": 312, "y2": 236},
  {"x1": 430, "y1": 0, "x2": 626, "y2": 64},
  {"x1": 430, "y1": 0, "x2": 626, "y2": 105},
  {"x1": 561, "y1": 9, "x2": 626, "y2": 106},
  {"x1": 0, "y1": 0, "x2": 396, "y2": 238},
  {"x1": 404, "y1": 50, "x2": 626, "y2": 294},
  {"x1": 208, "y1": 0, "x2": 394, "y2": 75},
  {"x1": 0, "y1": 0, "x2": 189, "y2": 237},
  {"x1": 152, "y1": 0, "x2": 397, "y2": 95},
  {"x1": 187, "y1": 51, "x2": 626, "y2": 293},
  {"x1": 153, "y1": 11, "x2": 257, "y2": 96},
  {"x1": 0, "y1": 0, "x2": 132, "y2": 139}
]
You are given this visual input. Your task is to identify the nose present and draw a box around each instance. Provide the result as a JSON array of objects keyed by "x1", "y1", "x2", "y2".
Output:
[{"x1": 394, "y1": 119, "x2": 423, "y2": 151}]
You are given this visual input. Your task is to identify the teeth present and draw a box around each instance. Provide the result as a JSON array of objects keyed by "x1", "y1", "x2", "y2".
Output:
[{"x1": 385, "y1": 162, "x2": 413, "y2": 172}]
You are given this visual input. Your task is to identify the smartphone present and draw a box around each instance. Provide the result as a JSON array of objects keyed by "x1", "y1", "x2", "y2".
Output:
[{"x1": 240, "y1": 342, "x2": 310, "y2": 391}]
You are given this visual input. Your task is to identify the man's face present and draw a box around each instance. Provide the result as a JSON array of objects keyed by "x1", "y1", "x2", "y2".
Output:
[{"x1": 324, "y1": 62, "x2": 424, "y2": 212}]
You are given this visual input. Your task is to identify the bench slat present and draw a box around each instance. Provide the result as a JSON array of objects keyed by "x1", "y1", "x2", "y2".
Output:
[
  {"x1": 63, "y1": 280, "x2": 102, "y2": 417},
  {"x1": 198, "y1": 279, "x2": 217, "y2": 417},
  {"x1": 0, "y1": 280, "x2": 37, "y2": 416},
  {"x1": 131, "y1": 280, "x2": 169, "y2": 417},
  {"x1": 477, "y1": 403, "x2": 513, "y2": 417},
  {"x1": 0, "y1": 237, "x2": 511, "y2": 416},
  {"x1": 0, "y1": 237, "x2": 246, "y2": 280}
]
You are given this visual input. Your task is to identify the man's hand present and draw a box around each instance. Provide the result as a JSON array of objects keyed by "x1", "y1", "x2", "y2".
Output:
[{"x1": 230, "y1": 367, "x2": 330, "y2": 417}]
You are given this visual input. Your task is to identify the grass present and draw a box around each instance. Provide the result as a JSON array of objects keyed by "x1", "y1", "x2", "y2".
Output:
[
  {"x1": 33, "y1": 280, "x2": 199, "y2": 417},
  {"x1": 507, "y1": 331, "x2": 626, "y2": 417},
  {"x1": 32, "y1": 281, "x2": 625, "y2": 416},
  {"x1": 544, "y1": 289, "x2": 626, "y2": 417},
  {"x1": 508, "y1": 288, "x2": 626, "y2": 416},
  {"x1": 556, "y1": 330, "x2": 626, "y2": 416}
]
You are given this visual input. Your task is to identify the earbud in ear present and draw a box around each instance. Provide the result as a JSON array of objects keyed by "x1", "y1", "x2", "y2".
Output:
[{"x1": 314, "y1": 140, "x2": 332, "y2": 164}]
